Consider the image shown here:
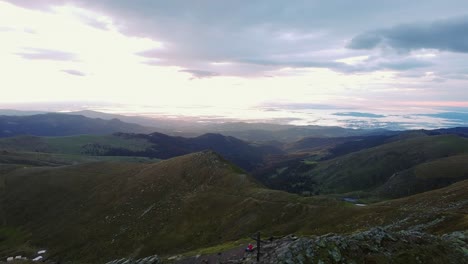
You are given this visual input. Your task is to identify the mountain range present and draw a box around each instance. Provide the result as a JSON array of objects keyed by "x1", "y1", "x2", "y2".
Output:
[{"x1": 0, "y1": 110, "x2": 467, "y2": 263}]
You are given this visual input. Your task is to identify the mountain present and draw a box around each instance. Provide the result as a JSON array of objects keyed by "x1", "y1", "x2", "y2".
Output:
[
  {"x1": 0, "y1": 151, "x2": 355, "y2": 262},
  {"x1": 0, "y1": 109, "x2": 47, "y2": 116},
  {"x1": 68, "y1": 110, "x2": 389, "y2": 142},
  {"x1": 99, "y1": 132, "x2": 284, "y2": 171},
  {"x1": 0, "y1": 110, "x2": 393, "y2": 143},
  {"x1": 0, "y1": 132, "x2": 283, "y2": 171},
  {"x1": 0, "y1": 113, "x2": 156, "y2": 137},
  {"x1": 255, "y1": 134, "x2": 468, "y2": 198},
  {"x1": 1, "y1": 151, "x2": 467, "y2": 263},
  {"x1": 311, "y1": 134, "x2": 468, "y2": 195},
  {"x1": 427, "y1": 127, "x2": 468, "y2": 137}
]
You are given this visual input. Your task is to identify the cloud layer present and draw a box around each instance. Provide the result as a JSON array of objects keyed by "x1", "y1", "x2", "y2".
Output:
[
  {"x1": 349, "y1": 16, "x2": 468, "y2": 53},
  {"x1": 1, "y1": 0, "x2": 468, "y2": 115}
]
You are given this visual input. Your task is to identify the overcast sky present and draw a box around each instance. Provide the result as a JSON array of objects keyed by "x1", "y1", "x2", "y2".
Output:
[{"x1": 1, "y1": 0, "x2": 468, "y2": 120}]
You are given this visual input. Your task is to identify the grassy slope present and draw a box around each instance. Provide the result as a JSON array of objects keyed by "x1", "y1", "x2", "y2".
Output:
[
  {"x1": 414, "y1": 154, "x2": 468, "y2": 179},
  {"x1": 0, "y1": 135, "x2": 151, "y2": 154},
  {"x1": 0, "y1": 152, "x2": 389, "y2": 262},
  {"x1": 378, "y1": 179, "x2": 468, "y2": 234},
  {"x1": 376, "y1": 154, "x2": 468, "y2": 198},
  {"x1": 1, "y1": 151, "x2": 466, "y2": 262},
  {"x1": 0, "y1": 133, "x2": 280, "y2": 172},
  {"x1": 310, "y1": 135, "x2": 468, "y2": 194}
]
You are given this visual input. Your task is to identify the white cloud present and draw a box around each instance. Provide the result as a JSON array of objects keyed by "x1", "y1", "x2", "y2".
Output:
[{"x1": 1, "y1": 0, "x2": 467, "y2": 120}]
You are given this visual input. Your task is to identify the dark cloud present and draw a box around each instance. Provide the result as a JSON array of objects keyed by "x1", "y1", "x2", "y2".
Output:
[
  {"x1": 16, "y1": 48, "x2": 76, "y2": 61},
  {"x1": 240, "y1": 58, "x2": 346, "y2": 69},
  {"x1": 62, "y1": 69, "x2": 86, "y2": 76},
  {"x1": 179, "y1": 69, "x2": 219, "y2": 78},
  {"x1": 349, "y1": 16, "x2": 468, "y2": 53},
  {"x1": 240, "y1": 56, "x2": 431, "y2": 73},
  {"x1": 377, "y1": 59, "x2": 432, "y2": 71}
]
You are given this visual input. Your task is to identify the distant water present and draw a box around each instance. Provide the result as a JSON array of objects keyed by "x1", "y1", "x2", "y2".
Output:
[
  {"x1": 4, "y1": 101, "x2": 465, "y2": 130},
  {"x1": 91, "y1": 104, "x2": 463, "y2": 130}
]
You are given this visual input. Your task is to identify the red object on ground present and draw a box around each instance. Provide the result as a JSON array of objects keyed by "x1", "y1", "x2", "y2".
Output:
[{"x1": 247, "y1": 244, "x2": 253, "y2": 251}]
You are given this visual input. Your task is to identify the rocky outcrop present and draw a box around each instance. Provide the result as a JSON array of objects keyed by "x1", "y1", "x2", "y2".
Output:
[
  {"x1": 237, "y1": 229, "x2": 468, "y2": 264},
  {"x1": 106, "y1": 255, "x2": 161, "y2": 264}
]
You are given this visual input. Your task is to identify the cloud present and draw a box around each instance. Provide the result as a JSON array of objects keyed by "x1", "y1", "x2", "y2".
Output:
[
  {"x1": 2, "y1": 0, "x2": 466, "y2": 82},
  {"x1": 179, "y1": 69, "x2": 219, "y2": 78},
  {"x1": 349, "y1": 16, "x2": 468, "y2": 53},
  {"x1": 240, "y1": 56, "x2": 431, "y2": 73},
  {"x1": 62, "y1": 69, "x2": 85, "y2": 76},
  {"x1": 261, "y1": 102, "x2": 342, "y2": 110},
  {"x1": 333, "y1": 112, "x2": 385, "y2": 118},
  {"x1": 16, "y1": 48, "x2": 76, "y2": 61},
  {"x1": 377, "y1": 59, "x2": 432, "y2": 71},
  {"x1": 418, "y1": 112, "x2": 468, "y2": 123}
]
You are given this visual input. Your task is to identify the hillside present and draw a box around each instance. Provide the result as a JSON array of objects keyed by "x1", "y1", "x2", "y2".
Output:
[
  {"x1": 312, "y1": 135, "x2": 468, "y2": 194},
  {"x1": 0, "y1": 134, "x2": 151, "y2": 154},
  {"x1": 1, "y1": 151, "x2": 467, "y2": 262},
  {"x1": 0, "y1": 151, "x2": 349, "y2": 262},
  {"x1": 0, "y1": 113, "x2": 155, "y2": 137},
  {"x1": 0, "y1": 132, "x2": 283, "y2": 171},
  {"x1": 255, "y1": 134, "x2": 468, "y2": 198}
]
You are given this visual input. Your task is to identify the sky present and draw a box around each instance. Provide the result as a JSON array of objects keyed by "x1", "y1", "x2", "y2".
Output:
[{"x1": 1, "y1": 0, "x2": 468, "y2": 129}]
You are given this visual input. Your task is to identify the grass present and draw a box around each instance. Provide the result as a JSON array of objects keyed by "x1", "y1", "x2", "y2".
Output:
[
  {"x1": 308, "y1": 135, "x2": 468, "y2": 194},
  {"x1": 177, "y1": 238, "x2": 250, "y2": 259},
  {"x1": 0, "y1": 134, "x2": 152, "y2": 155},
  {"x1": 414, "y1": 154, "x2": 468, "y2": 179},
  {"x1": 1, "y1": 149, "x2": 467, "y2": 263},
  {"x1": 0, "y1": 150, "x2": 159, "y2": 166},
  {"x1": 0, "y1": 152, "x2": 383, "y2": 262},
  {"x1": 44, "y1": 135, "x2": 151, "y2": 154},
  {"x1": 0, "y1": 227, "x2": 33, "y2": 259}
]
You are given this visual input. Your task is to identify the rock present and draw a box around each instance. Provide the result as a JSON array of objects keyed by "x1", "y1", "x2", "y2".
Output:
[
  {"x1": 329, "y1": 247, "x2": 341, "y2": 262},
  {"x1": 228, "y1": 229, "x2": 468, "y2": 263},
  {"x1": 106, "y1": 255, "x2": 160, "y2": 264}
]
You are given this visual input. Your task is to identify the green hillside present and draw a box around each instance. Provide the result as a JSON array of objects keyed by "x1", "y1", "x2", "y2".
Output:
[
  {"x1": 0, "y1": 132, "x2": 284, "y2": 172},
  {"x1": 0, "y1": 152, "x2": 347, "y2": 262},
  {"x1": 1, "y1": 151, "x2": 467, "y2": 262},
  {"x1": 0, "y1": 134, "x2": 152, "y2": 155},
  {"x1": 256, "y1": 135, "x2": 468, "y2": 198},
  {"x1": 376, "y1": 154, "x2": 468, "y2": 198}
]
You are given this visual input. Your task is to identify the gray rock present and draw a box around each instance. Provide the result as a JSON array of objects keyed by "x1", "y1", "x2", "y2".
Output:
[{"x1": 106, "y1": 255, "x2": 160, "y2": 264}]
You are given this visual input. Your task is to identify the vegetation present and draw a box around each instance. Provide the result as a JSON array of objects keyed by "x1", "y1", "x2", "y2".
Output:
[
  {"x1": 256, "y1": 134, "x2": 468, "y2": 199},
  {"x1": 1, "y1": 150, "x2": 467, "y2": 262},
  {"x1": 0, "y1": 113, "x2": 155, "y2": 137},
  {"x1": 0, "y1": 132, "x2": 284, "y2": 171},
  {"x1": 1, "y1": 113, "x2": 467, "y2": 263}
]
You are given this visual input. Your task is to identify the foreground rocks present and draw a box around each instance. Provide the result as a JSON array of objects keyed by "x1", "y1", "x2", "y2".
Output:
[
  {"x1": 238, "y1": 229, "x2": 468, "y2": 264},
  {"x1": 176, "y1": 228, "x2": 467, "y2": 264},
  {"x1": 106, "y1": 255, "x2": 161, "y2": 264}
]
